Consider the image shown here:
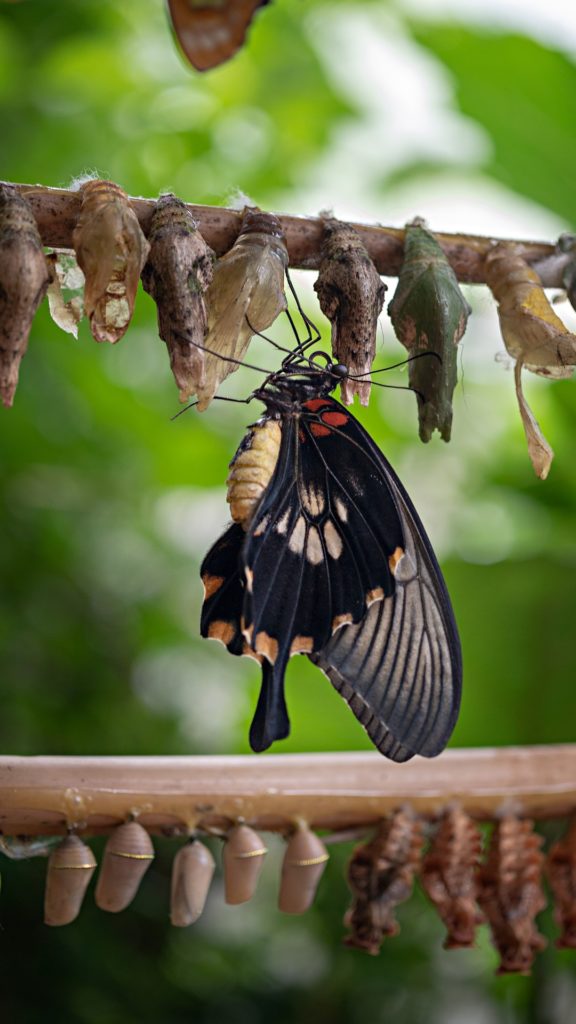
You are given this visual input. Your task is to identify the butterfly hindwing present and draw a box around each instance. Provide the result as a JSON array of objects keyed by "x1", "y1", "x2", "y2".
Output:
[{"x1": 311, "y1": 445, "x2": 462, "y2": 761}]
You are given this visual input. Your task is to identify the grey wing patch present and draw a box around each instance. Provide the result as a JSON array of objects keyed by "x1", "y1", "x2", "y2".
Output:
[{"x1": 311, "y1": 489, "x2": 461, "y2": 761}]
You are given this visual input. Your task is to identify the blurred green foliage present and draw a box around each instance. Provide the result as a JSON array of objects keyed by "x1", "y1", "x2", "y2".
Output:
[{"x1": 1, "y1": 1, "x2": 576, "y2": 1022}]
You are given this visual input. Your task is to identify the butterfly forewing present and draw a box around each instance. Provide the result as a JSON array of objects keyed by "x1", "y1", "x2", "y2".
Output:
[{"x1": 242, "y1": 398, "x2": 404, "y2": 665}]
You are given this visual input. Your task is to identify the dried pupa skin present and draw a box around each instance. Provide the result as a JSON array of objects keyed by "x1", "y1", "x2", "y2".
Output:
[
  {"x1": 196, "y1": 207, "x2": 288, "y2": 411},
  {"x1": 558, "y1": 233, "x2": 576, "y2": 313},
  {"x1": 0, "y1": 186, "x2": 51, "y2": 407},
  {"x1": 313, "y1": 218, "x2": 386, "y2": 407},
  {"x1": 44, "y1": 835, "x2": 97, "y2": 927},
  {"x1": 45, "y1": 251, "x2": 84, "y2": 339},
  {"x1": 278, "y1": 825, "x2": 329, "y2": 915},
  {"x1": 388, "y1": 218, "x2": 470, "y2": 443},
  {"x1": 94, "y1": 821, "x2": 154, "y2": 913},
  {"x1": 421, "y1": 807, "x2": 482, "y2": 948},
  {"x1": 223, "y1": 824, "x2": 267, "y2": 905},
  {"x1": 141, "y1": 193, "x2": 214, "y2": 402},
  {"x1": 485, "y1": 243, "x2": 576, "y2": 377},
  {"x1": 170, "y1": 839, "x2": 215, "y2": 927},
  {"x1": 547, "y1": 819, "x2": 576, "y2": 949},
  {"x1": 227, "y1": 418, "x2": 282, "y2": 529},
  {"x1": 477, "y1": 816, "x2": 546, "y2": 975},
  {"x1": 73, "y1": 179, "x2": 150, "y2": 344},
  {"x1": 344, "y1": 810, "x2": 423, "y2": 955}
]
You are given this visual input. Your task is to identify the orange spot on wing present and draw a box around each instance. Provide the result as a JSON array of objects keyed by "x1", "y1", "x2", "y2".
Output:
[
  {"x1": 254, "y1": 631, "x2": 279, "y2": 662},
  {"x1": 310, "y1": 423, "x2": 331, "y2": 438},
  {"x1": 202, "y1": 574, "x2": 224, "y2": 599},
  {"x1": 290, "y1": 635, "x2": 314, "y2": 654},
  {"x1": 366, "y1": 586, "x2": 384, "y2": 606},
  {"x1": 388, "y1": 546, "x2": 404, "y2": 574},
  {"x1": 332, "y1": 613, "x2": 353, "y2": 632},
  {"x1": 208, "y1": 621, "x2": 235, "y2": 646},
  {"x1": 321, "y1": 410, "x2": 348, "y2": 428},
  {"x1": 304, "y1": 398, "x2": 331, "y2": 412}
]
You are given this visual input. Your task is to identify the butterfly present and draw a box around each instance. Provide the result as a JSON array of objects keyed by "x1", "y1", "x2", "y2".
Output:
[
  {"x1": 200, "y1": 360, "x2": 462, "y2": 761},
  {"x1": 167, "y1": 0, "x2": 270, "y2": 72}
]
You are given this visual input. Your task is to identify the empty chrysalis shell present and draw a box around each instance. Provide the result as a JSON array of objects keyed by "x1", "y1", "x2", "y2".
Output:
[
  {"x1": 73, "y1": 179, "x2": 150, "y2": 344},
  {"x1": 170, "y1": 839, "x2": 215, "y2": 927},
  {"x1": 278, "y1": 825, "x2": 329, "y2": 915},
  {"x1": 95, "y1": 821, "x2": 154, "y2": 913},
  {"x1": 223, "y1": 824, "x2": 267, "y2": 905},
  {"x1": 44, "y1": 834, "x2": 97, "y2": 927}
]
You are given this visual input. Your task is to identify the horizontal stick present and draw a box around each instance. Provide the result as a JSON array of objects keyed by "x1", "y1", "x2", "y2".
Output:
[
  {"x1": 4, "y1": 181, "x2": 568, "y2": 286},
  {"x1": 0, "y1": 746, "x2": 574, "y2": 838}
]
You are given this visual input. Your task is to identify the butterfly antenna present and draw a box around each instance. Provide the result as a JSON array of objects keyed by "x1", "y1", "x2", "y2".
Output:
[
  {"x1": 171, "y1": 393, "x2": 253, "y2": 422},
  {"x1": 348, "y1": 351, "x2": 442, "y2": 378}
]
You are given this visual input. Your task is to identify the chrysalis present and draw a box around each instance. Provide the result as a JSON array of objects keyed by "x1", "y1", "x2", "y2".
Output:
[
  {"x1": 314, "y1": 217, "x2": 386, "y2": 406},
  {"x1": 167, "y1": 0, "x2": 270, "y2": 72},
  {"x1": 94, "y1": 821, "x2": 154, "y2": 913},
  {"x1": 344, "y1": 810, "x2": 423, "y2": 954},
  {"x1": 170, "y1": 838, "x2": 215, "y2": 927},
  {"x1": 0, "y1": 186, "x2": 51, "y2": 407},
  {"x1": 72, "y1": 179, "x2": 150, "y2": 344},
  {"x1": 547, "y1": 819, "x2": 576, "y2": 949},
  {"x1": 388, "y1": 217, "x2": 470, "y2": 442},
  {"x1": 45, "y1": 251, "x2": 84, "y2": 339},
  {"x1": 141, "y1": 193, "x2": 214, "y2": 402},
  {"x1": 196, "y1": 207, "x2": 288, "y2": 411},
  {"x1": 476, "y1": 815, "x2": 546, "y2": 974},
  {"x1": 222, "y1": 824, "x2": 267, "y2": 905},
  {"x1": 278, "y1": 825, "x2": 329, "y2": 914},
  {"x1": 420, "y1": 807, "x2": 482, "y2": 948},
  {"x1": 44, "y1": 835, "x2": 97, "y2": 927},
  {"x1": 485, "y1": 242, "x2": 576, "y2": 479}
]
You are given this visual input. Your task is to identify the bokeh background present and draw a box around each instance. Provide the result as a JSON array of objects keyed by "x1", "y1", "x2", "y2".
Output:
[{"x1": 1, "y1": 1, "x2": 576, "y2": 1020}]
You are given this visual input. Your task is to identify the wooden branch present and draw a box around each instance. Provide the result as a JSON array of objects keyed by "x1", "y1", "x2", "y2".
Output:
[
  {"x1": 4, "y1": 182, "x2": 568, "y2": 286},
  {"x1": 1, "y1": 746, "x2": 574, "y2": 838}
]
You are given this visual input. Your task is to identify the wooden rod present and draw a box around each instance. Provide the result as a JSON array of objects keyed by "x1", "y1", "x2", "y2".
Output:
[
  {"x1": 0, "y1": 746, "x2": 574, "y2": 838},
  {"x1": 4, "y1": 181, "x2": 569, "y2": 286}
]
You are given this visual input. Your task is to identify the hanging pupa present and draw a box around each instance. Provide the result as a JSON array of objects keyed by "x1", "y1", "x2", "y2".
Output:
[
  {"x1": 72, "y1": 179, "x2": 149, "y2": 344},
  {"x1": 44, "y1": 834, "x2": 97, "y2": 927},
  {"x1": 94, "y1": 821, "x2": 154, "y2": 913},
  {"x1": 195, "y1": 207, "x2": 288, "y2": 411},
  {"x1": 547, "y1": 818, "x2": 576, "y2": 949},
  {"x1": 485, "y1": 242, "x2": 576, "y2": 479},
  {"x1": 141, "y1": 193, "x2": 214, "y2": 402},
  {"x1": 170, "y1": 838, "x2": 215, "y2": 927},
  {"x1": 476, "y1": 815, "x2": 546, "y2": 974},
  {"x1": 313, "y1": 216, "x2": 386, "y2": 406},
  {"x1": 420, "y1": 807, "x2": 482, "y2": 948},
  {"x1": 388, "y1": 217, "x2": 470, "y2": 442},
  {"x1": 0, "y1": 186, "x2": 51, "y2": 407},
  {"x1": 278, "y1": 824, "x2": 329, "y2": 914},
  {"x1": 222, "y1": 824, "x2": 267, "y2": 905}
]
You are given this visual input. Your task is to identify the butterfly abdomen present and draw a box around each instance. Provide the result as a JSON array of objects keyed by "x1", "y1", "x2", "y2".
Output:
[{"x1": 227, "y1": 419, "x2": 282, "y2": 529}]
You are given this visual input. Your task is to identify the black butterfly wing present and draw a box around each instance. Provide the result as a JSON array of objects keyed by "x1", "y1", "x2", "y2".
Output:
[
  {"x1": 200, "y1": 521, "x2": 290, "y2": 748},
  {"x1": 200, "y1": 522, "x2": 248, "y2": 657},
  {"x1": 310, "y1": 430, "x2": 462, "y2": 761},
  {"x1": 238, "y1": 399, "x2": 407, "y2": 750}
]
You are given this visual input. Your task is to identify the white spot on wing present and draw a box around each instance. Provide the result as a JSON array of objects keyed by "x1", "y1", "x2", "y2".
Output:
[
  {"x1": 289, "y1": 515, "x2": 306, "y2": 554},
  {"x1": 334, "y1": 497, "x2": 348, "y2": 523},
  {"x1": 306, "y1": 526, "x2": 323, "y2": 565},
  {"x1": 301, "y1": 484, "x2": 325, "y2": 517},
  {"x1": 276, "y1": 508, "x2": 290, "y2": 535},
  {"x1": 323, "y1": 520, "x2": 343, "y2": 559}
]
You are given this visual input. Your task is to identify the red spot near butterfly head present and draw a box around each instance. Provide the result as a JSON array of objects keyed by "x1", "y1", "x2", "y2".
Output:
[
  {"x1": 304, "y1": 398, "x2": 331, "y2": 412},
  {"x1": 299, "y1": 428, "x2": 306, "y2": 443},
  {"x1": 321, "y1": 411, "x2": 349, "y2": 428},
  {"x1": 310, "y1": 423, "x2": 331, "y2": 438}
]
